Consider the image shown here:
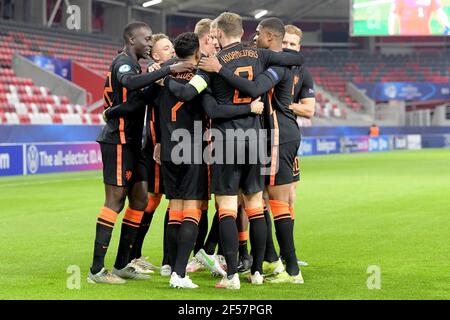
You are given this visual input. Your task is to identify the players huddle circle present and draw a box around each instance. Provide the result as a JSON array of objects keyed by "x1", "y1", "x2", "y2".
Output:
[{"x1": 88, "y1": 11, "x2": 316, "y2": 290}]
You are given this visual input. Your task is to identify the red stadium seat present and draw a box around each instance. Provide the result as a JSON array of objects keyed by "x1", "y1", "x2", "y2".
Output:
[
  {"x1": 90, "y1": 114, "x2": 101, "y2": 124},
  {"x1": 18, "y1": 114, "x2": 30, "y2": 124},
  {"x1": 0, "y1": 28, "x2": 117, "y2": 126},
  {"x1": 51, "y1": 114, "x2": 62, "y2": 124}
]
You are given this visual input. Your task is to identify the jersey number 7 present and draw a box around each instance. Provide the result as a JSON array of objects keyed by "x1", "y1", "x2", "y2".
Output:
[
  {"x1": 103, "y1": 72, "x2": 113, "y2": 108},
  {"x1": 233, "y1": 66, "x2": 253, "y2": 104},
  {"x1": 171, "y1": 101, "x2": 185, "y2": 122}
]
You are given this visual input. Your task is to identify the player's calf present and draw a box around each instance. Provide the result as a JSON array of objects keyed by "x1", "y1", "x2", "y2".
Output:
[{"x1": 269, "y1": 199, "x2": 300, "y2": 277}]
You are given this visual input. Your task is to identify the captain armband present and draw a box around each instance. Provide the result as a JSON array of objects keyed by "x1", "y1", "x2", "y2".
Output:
[{"x1": 189, "y1": 75, "x2": 208, "y2": 94}]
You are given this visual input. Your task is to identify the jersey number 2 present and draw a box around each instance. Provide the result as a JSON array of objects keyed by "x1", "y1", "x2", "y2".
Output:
[{"x1": 233, "y1": 66, "x2": 253, "y2": 104}]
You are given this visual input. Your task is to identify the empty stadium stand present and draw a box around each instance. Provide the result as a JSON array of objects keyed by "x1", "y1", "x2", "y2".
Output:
[
  {"x1": 304, "y1": 49, "x2": 450, "y2": 114},
  {"x1": 1, "y1": 20, "x2": 449, "y2": 126},
  {"x1": 0, "y1": 21, "x2": 120, "y2": 124}
]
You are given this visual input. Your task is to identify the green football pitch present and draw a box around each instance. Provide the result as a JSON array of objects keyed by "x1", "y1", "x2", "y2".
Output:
[{"x1": 1, "y1": 149, "x2": 449, "y2": 300}]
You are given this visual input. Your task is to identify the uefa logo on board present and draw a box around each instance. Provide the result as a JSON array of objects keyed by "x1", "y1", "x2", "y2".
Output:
[
  {"x1": 384, "y1": 85, "x2": 397, "y2": 99},
  {"x1": 27, "y1": 145, "x2": 39, "y2": 174}
]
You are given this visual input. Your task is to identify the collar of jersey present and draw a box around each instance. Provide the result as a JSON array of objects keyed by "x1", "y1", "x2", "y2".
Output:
[
  {"x1": 119, "y1": 50, "x2": 138, "y2": 61},
  {"x1": 221, "y1": 42, "x2": 241, "y2": 50}
]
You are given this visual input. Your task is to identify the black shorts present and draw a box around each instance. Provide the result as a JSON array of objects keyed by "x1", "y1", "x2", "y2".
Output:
[
  {"x1": 100, "y1": 142, "x2": 147, "y2": 187},
  {"x1": 161, "y1": 161, "x2": 209, "y2": 200},
  {"x1": 293, "y1": 156, "x2": 300, "y2": 183},
  {"x1": 210, "y1": 140, "x2": 264, "y2": 195},
  {"x1": 266, "y1": 140, "x2": 300, "y2": 186},
  {"x1": 143, "y1": 142, "x2": 164, "y2": 194}
]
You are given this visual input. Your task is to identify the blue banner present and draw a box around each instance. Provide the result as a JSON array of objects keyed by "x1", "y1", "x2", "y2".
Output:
[
  {"x1": 341, "y1": 136, "x2": 369, "y2": 153},
  {"x1": 26, "y1": 55, "x2": 72, "y2": 80},
  {"x1": 421, "y1": 134, "x2": 450, "y2": 148},
  {"x1": 299, "y1": 137, "x2": 341, "y2": 156},
  {"x1": 394, "y1": 135, "x2": 408, "y2": 150},
  {"x1": 299, "y1": 135, "x2": 422, "y2": 156},
  {"x1": 369, "y1": 136, "x2": 391, "y2": 152},
  {"x1": 0, "y1": 145, "x2": 24, "y2": 176},
  {"x1": 299, "y1": 138, "x2": 315, "y2": 156},
  {"x1": 357, "y1": 82, "x2": 450, "y2": 101},
  {"x1": 302, "y1": 126, "x2": 450, "y2": 137},
  {"x1": 315, "y1": 137, "x2": 341, "y2": 155},
  {"x1": 24, "y1": 143, "x2": 102, "y2": 175}
]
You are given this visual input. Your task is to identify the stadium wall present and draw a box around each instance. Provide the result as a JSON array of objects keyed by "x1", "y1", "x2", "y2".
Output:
[
  {"x1": 12, "y1": 54, "x2": 87, "y2": 105},
  {"x1": 72, "y1": 62, "x2": 105, "y2": 106}
]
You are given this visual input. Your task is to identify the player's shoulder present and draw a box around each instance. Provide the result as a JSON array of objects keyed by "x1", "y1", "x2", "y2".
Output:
[
  {"x1": 112, "y1": 53, "x2": 138, "y2": 70},
  {"x1": 266, "y1": 65, "x2": 286, "y2": 82},
  {"x1": 254, "y1": 47, "x2": 270, "y2": 60},
  {"x1": 164, "y1": 58, "x2": 194, "y2": 81},
  {"x1": 301, "y1": 67, "x2": 313, "y2": 81},
  {"x1": 113, "y1": 52, "x2": 134, "y2": 64},
  {"x1": 217, "y1": 42, "x2": 245, "y2": 54},
  {"x1": 170, "y1": 70, "x2": 196, "y2": 83},
  {"x1": 218, "y1": 43, "x2": 259, "y2": 61},
  {"x1": 292, "y1": 64, "x2": 308, "y2": 76}
]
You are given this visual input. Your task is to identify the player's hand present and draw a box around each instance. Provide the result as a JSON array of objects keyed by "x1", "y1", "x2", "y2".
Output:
[
  {"x1": 250, "y1": 97, "x2": 264, "y2": 115},
  {"x1": 155, "y1": 77, "x2": 165, "y2": 86},
  {"x1": 153, "y1": 143, "x2": 161, "y2": 165},
  {"x1": 148, "y1": 63, "x2": 161, "y2": 73},
  {"x1": 199, "y1": 56, "x2": 222, "y2": 73},
  {"x1": 169, "y1": 62, "x2": 195, "y2": 74},
  {"x1": 102, "y1": 108, "x2": 110, "y2": 122}
]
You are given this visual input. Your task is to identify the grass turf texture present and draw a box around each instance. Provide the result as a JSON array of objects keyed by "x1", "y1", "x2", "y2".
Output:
[{"x1": 1, "y1": 149, "x2": 449, "y2": 300}]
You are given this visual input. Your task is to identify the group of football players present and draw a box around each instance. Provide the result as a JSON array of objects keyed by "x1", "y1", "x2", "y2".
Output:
[{"x1": 87, "y1": 11, "x2": 316, "y2": 290}]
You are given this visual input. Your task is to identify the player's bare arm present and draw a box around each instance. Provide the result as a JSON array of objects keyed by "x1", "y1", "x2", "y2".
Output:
[{"x1": 289, "y1": 98, "x2": 315, "y2": 118}]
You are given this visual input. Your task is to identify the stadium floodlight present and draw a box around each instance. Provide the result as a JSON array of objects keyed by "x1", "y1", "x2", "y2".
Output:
[
  {"x1": 254, "y1": 9, "x2": 268, "y2": 19},
  {"x1": 142, "y1": 0, "x2": 162, "y2": 7}
]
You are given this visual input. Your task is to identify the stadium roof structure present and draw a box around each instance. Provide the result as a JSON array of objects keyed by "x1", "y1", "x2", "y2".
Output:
[{"x1": 100, "y1": 0, "x2": 350, "y2": 21}]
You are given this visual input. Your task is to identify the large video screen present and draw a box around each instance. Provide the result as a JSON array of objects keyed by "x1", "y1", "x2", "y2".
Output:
[{"x1": 351, "y1": 0, "x2": 450, "y2": 36}]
